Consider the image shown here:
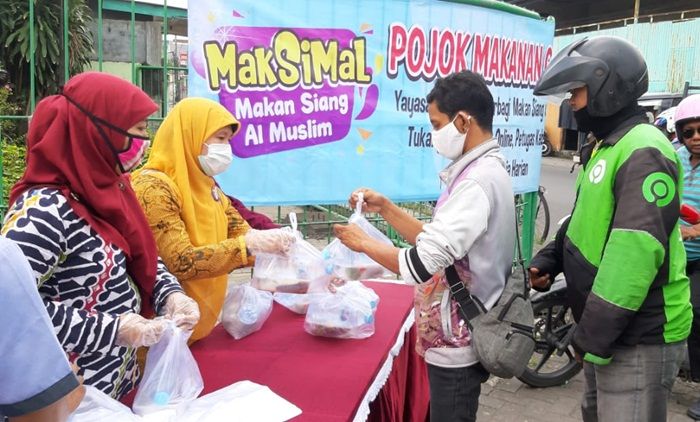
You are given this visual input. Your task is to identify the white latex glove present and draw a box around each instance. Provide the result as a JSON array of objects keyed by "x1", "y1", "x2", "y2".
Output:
[
  {"x1": 244, "y1": 228, "x2": 296, "y2": 255},
  {"x1": 115, "y1": 313, "x2": 169, "y2": 348},
  {"x1": 162, "y1": 292, "x2": 200, "y2": 331}
]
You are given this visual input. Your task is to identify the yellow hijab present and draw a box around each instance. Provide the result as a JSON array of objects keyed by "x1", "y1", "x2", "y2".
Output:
[{"x1": 136, "y1": 97, "x2": 240, "y2": 341}]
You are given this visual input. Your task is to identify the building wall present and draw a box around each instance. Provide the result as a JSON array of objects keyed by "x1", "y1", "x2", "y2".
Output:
[
  {"x1": 555, "y1": 18, "x2": 700, "y2": 94},
  {"x1": 89, "y1": 19, "x2": 162, "y2": 65},
  {"x1": 87, "y1": 61, "x2": 133, "y2": 81}
]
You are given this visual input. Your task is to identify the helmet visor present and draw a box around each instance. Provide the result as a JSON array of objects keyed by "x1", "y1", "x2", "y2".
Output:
[
  {"x1": 533, "y1": 55, "x2": 605, "y2": 96},
  {"x1": 533, "y1": 36, "x2": 608, "y2": 98}
]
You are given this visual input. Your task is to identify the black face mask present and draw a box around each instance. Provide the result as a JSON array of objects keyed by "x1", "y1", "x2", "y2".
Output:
[
  {"x1": 573, "y1": 104, "x2": 646, "y2": 140},
  {"x1": 573, "y1": 107, "x2": 594, "y2": 133}
]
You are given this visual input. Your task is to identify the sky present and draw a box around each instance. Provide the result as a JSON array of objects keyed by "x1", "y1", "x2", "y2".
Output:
[{"x1": 136, "y1": 0, "x2": 188, "y2": 9}]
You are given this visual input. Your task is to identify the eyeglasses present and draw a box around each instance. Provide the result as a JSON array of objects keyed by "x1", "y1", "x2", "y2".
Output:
[{"x1": 682, "y1": 127, "x2": 700, "y2": 139}]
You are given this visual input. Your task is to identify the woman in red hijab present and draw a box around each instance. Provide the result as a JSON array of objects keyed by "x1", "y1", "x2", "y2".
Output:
[{"x1": 1, "y1": 72, "x2": 199, "y2": 399}]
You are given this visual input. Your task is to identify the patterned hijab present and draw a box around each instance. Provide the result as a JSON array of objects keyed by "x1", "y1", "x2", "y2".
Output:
[{"x1": 10, "y1": 72, "x2": 160, "y2": 316}]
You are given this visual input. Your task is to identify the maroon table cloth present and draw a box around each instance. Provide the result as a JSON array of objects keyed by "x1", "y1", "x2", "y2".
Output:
[{"x1": 188, "y1": 281, "x2": 429, "y2": 421}]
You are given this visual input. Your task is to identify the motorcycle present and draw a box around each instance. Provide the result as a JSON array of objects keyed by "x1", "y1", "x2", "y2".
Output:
[
  {"x1": 517, "y1": 204, "x2": 700, "y2": 388},
  {"x1": 517, "y1": 272, "x2": 579, "y2": 388}
]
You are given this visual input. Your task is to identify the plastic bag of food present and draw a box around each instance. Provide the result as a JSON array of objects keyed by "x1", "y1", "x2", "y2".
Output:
[
  {"x1": 335, "y1": 280, "x2": 379, "y2": 312},
  {"x1": 252, "y1": 213, "x2": 326, "y2": 293},
  {"x1": 221, "y1": 283, "x2": 273, "y2": 339},
  {"x1": 304, "y1": 288, "x2": 376, "y2": 339},
  {"x1": 322, "y1": 193, "x2": 394, "y2": 280},
  {"x1": 133, "y1": 322, "x2": 203, "y2": 416}
]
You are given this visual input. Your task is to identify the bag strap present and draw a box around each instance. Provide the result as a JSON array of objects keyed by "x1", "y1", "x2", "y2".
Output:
[
  {"x1": 512, "y1": 199, "x2": 529, "y2": 297},
  {"x1": 446, "y1": 197, "x2": 529, "y2": 324},
  {"x1": 445, "y1": 265, "x2": 484, "y2": 323}
]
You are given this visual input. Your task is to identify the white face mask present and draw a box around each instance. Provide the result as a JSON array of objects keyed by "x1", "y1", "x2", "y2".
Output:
[
  {"x1": 432, "y1": 114, "x2": 470, "y2": 160},
  {"x1": 198, "y1": 143, "x2": 233, "y2": 176}
]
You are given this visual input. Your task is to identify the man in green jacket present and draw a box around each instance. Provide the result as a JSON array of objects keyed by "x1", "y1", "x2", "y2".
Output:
[{"x1": 530, "y1": 36, "x2": 691, "y2": 422}]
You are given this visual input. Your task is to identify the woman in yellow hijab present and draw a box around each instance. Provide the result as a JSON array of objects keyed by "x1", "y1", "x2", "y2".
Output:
[{"x1": 132, "y1": 98, "x2": 295, "y2": 342}]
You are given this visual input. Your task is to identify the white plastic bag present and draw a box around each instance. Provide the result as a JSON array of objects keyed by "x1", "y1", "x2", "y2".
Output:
[
  {"x1": 304, "y1": 290, "x2": 376, "y2": 339},
  {"x1": 322, "y1": 193, "x2": 394, "y2": 280},
  {"x1": 132, "y1": 322, "x2": 203, "y2": 416},
  {"x1": 177, "y1": 381, "x2": 302, "y2": 422},
  {"x1": 222, "y1": 282, "x2": 273, "y2": 339},
  {"x1": 68, "y1": 386, "x2": 142, "y2": 422},
  {"x1": 252, "y1": 213, "x2": 326, "y2": 293}
]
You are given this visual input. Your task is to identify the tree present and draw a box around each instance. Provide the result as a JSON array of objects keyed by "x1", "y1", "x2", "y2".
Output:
[{"x1": 0, "y1": 0, "x2": 94, "y2": 110}]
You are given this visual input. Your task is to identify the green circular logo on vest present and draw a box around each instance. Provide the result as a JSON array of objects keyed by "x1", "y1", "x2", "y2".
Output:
[
  {"x1": 589, "y1": 160, "x2": 607, "y2": 184},
  {"x1": 642, "y1": 172, "x2": 675, "y2": 207}
]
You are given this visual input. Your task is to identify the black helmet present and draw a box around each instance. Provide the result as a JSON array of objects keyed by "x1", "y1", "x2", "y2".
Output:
[{"x1": 533, "y1": 36, "x2": 648, "y2": 117}]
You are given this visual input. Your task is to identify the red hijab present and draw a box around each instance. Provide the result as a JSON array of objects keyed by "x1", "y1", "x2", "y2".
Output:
[{"x1": 10, "y1": 72, "x2": 160, "y2": 316}]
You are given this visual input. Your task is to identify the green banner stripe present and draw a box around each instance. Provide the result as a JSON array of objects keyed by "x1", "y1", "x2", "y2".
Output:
[{"x1": 445, "y1": 0, "x2": 543, "y2": 20}]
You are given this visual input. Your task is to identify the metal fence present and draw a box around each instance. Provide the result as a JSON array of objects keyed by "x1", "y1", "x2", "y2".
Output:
[{"x1": 0, "y1": 0, "x2": 541, "y2": 263}]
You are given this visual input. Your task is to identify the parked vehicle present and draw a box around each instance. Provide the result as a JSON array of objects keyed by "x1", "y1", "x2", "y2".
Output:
[
  {"x1": 542, "y1": 138, "x2": 553, "y2": 157},
  {"x1": 535, "y1": 186, "x2": 550, "y2": 245},
  {"x1": 518, "y1": 275, "x2": 580, "y2": 388}
]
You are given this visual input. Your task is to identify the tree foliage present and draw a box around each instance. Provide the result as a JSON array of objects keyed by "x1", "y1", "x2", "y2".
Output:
[
  {"x1": 1, "y1": 142, "x2": 25, "y2": 215},
  {"x1": 0, "y1": 0, "x2": 94, "y2": 109},
  {"x1": 0, "y1": 86, "x2": 22, "y2": 143}
]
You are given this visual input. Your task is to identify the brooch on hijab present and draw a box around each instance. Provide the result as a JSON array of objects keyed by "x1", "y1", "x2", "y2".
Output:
[{"x1": 212, "y1": 186, "x2": 220, "y2": 201}]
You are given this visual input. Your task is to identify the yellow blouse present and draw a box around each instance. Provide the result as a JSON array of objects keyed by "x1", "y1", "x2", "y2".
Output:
[{"x1": 132, "y1": 171, "x2": 254, "y2": 340}]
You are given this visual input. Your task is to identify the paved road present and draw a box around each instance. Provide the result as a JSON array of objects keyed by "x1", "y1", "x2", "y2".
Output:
[
  {"x1": 539, "y1": 156, "x2": 578, "y2": 229},
  {"x1": 477, "y1": 369, "x2": 699, "y2": 421}
]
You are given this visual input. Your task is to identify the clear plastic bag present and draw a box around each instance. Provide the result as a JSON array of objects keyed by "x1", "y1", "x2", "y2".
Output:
[
  {"x1": 322, "y1": 193, "x2": 394, "y2": 280},
  {"x1": 221, "y1": 282, "x2": 273, "y2": 339},
  {"x1": 304, "y1": 287, "x2": 376, "y2": 339},
  {"x1": 68, "y1": 386, "x2": 142, "y2": 422},
  {"x1": 252, "y1": 213, "x2": 326, "y2": 293},
  {"x1": 132, "y1": 322, "x2": 203, "y2": 416},
  {"x1": 335, "y1": 281, "x2": 380, "y2": 312},
  {"x1": 273, "y1": 292, "x2": 328, "y2": 314}
]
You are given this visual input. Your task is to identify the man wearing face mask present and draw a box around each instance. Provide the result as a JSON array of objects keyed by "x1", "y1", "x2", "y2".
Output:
[
  {"x1": 530, "y1": 36, "x2": 690, "y2": 422},
  {"x1": 132, "y1": 98, "x2": 295, "y2": 342},
  {"x1": 334, "y1": 70, "x2": 515, "y2": 422}
]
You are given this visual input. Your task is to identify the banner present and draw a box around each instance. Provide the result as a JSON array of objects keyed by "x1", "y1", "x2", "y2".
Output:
[{"x1": 188, "y1": 0, "x2": 554, "y2": 204}]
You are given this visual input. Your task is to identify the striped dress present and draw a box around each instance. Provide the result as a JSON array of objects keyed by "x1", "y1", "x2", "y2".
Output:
[
  {"x1": 678, "y1": 147, "x2": 700, "y2": 261},
  {"x1": 1, "y1": 187, "x2": 183, "y2": 399}
]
